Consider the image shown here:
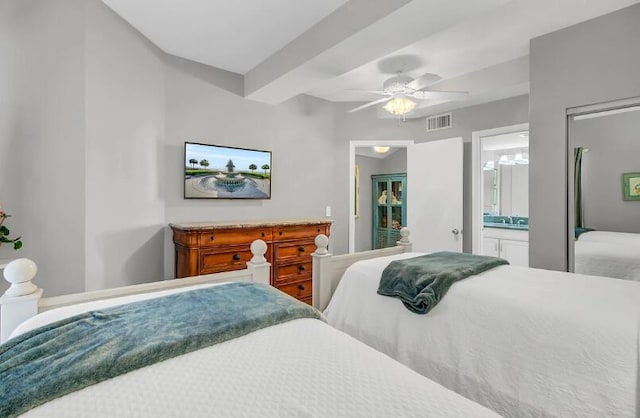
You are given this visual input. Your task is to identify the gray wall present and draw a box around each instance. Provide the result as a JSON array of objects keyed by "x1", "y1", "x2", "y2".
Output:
[
  {"x1": 0, "y1": 0, "x2": 86, "y2": 296},
  {"x1": 573, "y1": 110, "x2": 640, "y2": 233},
  {"x1": 499, "y1": 164, "x2": 529, "y2": 217},
  {"x1": 529, "y1": 3, "x2": 640, "y2": 270},
  {"x1": 380, "y1": 148, "x2": 407, "y2": 174},
  {"x1": 163, "y1": 57, "x2": 336, "y2": 278},
  {"x1": 84, "y1": 0, "x2": 166, "y2": 290},
  {"x1": 1, "y1": 0, "x2": 336, "y2": 296},
  {"x1": 0, "y1": 0, "x2": 530, "y2": 298},
  {"x1": 335, "y1": 95, "x2": 528, "y2": 253},
  {"x1": 354, "y1": 155, "x2": 378, "y2": 252}
]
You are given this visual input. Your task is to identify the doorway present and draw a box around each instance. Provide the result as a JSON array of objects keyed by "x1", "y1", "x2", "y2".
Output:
[
  {"x1": 349, "y1": 140, "x2": 412, "y2": 253},
  {"x1": 471, "y1": 123, "x2": 529, "y2": 265},
  {"x1": 349, "y1": 138, "x2": 464, "y2": 254}
]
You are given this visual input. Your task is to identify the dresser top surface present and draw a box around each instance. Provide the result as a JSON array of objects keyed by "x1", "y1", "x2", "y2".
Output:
[{"x1": 170, "y1": 218, "x2": 333, "y2": 231}]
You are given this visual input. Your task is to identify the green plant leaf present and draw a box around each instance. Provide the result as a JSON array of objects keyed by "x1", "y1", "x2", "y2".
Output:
[
  {"x1": 14, "y1": 241, "x2": 22, "y2": 250},
  {"x1": 0, "y1": 225, "x2": 9, "y2": 235}
]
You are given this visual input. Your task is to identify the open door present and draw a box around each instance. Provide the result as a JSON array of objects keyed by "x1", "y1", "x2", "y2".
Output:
[{"x1": 407, "y1": 137, "x2": 463, "y2": 252}]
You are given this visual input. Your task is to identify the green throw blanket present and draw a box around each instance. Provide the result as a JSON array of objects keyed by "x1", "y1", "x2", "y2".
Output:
[
  {"x1": 377, "y1": 252, "x2": 509, "y2": 314},
  {"x1": 0, "y1": 282, "x2": 323, "y2": 418}
]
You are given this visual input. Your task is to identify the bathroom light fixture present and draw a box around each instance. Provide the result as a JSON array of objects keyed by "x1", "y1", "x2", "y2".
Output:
[
  {"x1": 498, "y1": 154, "x2": 515, "y2": 165},
  {"x1": 373, "y1": 146, "x2": 390, "y2": 153},
  {"x1": 383, "y1": 96, "x2": 417, "y2": 116}
]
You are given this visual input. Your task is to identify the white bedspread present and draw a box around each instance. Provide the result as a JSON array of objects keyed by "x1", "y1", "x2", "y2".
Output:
[
  {"x1": 12, "y1": 283, "x2": 499, "y2": 418},
  {"x1": 325, "y1": 253, "x2": 640, "y2": 418},
  {"x1": 575, "y1": 230, "x2": 640, "y2": 281}
]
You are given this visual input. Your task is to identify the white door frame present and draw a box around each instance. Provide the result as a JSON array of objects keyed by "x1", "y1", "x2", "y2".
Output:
[
  {"x1": 471, "y1": 123, "x2": 529, "y2": 255},
  {"x1": 349, "y1": 140, "x2": 414, "y2": 253}
]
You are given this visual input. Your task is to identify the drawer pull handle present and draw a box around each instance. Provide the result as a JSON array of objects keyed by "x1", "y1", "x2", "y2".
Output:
[
  {"x1": 209, "y1": 236, "x2": 214, "y2": 241},
  {"x1": 261, "y1": 232, "x2": 265, "y2": 237},
  {"x1": 298, "y1": 265, "x2": 305, "y2": 272},
  {"x1": 232, "y1": 253, "x2": 241, "y2": 261},
  {"x1": 298, "y1": 284, "x2": 305, "y2": 291},
  {"x1": 298, "y1": 246, "x2": 305, "y2": 252}
]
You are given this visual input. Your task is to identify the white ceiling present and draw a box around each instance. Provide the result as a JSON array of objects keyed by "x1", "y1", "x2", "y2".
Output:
[{"x1": 101, "y1": 0, "x2": 639, "y2": 118}]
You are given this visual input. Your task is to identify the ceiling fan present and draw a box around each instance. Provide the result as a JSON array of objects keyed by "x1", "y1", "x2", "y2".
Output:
[{"x1": 348, "y1": 72, "x2": 468, "y2": 115}]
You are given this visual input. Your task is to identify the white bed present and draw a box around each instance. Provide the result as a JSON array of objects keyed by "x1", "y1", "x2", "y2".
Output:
[
  {"x1": 312, "y1": 231, "x2": 640, "y2": 418},
  {"x1": 0, "y1": 242, "x2": 500, "y2": 418},
  {"x1": 574, "y1": 230, "x2": 640, "y2": 281}
]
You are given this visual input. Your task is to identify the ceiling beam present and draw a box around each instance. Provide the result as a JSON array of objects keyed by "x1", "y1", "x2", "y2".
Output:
[{"x1": 244, "y1": 0, "x2": 412, "y2": 104}]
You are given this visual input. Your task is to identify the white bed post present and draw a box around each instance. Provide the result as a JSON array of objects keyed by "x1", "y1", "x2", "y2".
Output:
[
  {"x1": 0, "y1": 258, "x2": 43, "y2": 343},
  {"x1": 247, "y1": 239, "x2": 270, "y2": 286},
  {"x1": 397, "y1": 227, "x2": 412, "y2": 252},
  {"x1": 311, "y1": 234, "x2": 332, "y2": 311}
]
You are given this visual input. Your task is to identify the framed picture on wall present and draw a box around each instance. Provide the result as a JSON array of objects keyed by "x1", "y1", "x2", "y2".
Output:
[{"x1": 622, "y1": 172, "x2": 640, "y2": 201}]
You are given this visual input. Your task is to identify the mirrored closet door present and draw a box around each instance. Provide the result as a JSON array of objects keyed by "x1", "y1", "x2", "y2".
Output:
[{"x1": 567, "y1": 98, "x2": 640, "y2": 282}]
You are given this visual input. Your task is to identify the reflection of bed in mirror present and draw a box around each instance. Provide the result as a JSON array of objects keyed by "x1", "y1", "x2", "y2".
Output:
[
  {"x1": 312, "y1": 230, "x2": 640, "y2": 418},
  {"x1": 574, "y1": 230, "x2": 640, "y2": 281}
]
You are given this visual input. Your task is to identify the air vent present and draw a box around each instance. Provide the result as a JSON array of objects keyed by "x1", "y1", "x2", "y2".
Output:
[{"x1": 426, "y1": 113, "x2": 452, "y2": 132}]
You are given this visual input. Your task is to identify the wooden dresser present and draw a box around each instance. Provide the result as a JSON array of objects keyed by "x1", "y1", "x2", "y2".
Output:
[{"x1": 170, "y1": 219, "x2": 332, "y2": 304}]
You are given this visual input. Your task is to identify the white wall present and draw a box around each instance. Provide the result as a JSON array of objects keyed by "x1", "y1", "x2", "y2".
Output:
[{"x1": 529, "y1": 3, "x2": 640, "y2": 270}]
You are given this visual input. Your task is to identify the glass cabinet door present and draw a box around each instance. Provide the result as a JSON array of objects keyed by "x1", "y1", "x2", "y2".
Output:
[
  {"x1": 372, "y1": 173, "x2": 406, "y2": 249},
  {"x1": 375, "y1": 181, "x2": 389, "y2": 229}
]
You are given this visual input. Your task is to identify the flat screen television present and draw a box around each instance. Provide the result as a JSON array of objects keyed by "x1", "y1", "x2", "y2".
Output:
[{"x1": 184, "y1": 142, "x2": 272, "y2": 199}]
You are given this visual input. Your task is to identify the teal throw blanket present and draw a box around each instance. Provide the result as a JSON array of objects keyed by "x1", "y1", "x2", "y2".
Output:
[
  {"x1": 377, "y1": 252, "x2": 509, "y2": 314},
  {"x1": 0, "y1": 282, "x2": 323, "y2": 418}
]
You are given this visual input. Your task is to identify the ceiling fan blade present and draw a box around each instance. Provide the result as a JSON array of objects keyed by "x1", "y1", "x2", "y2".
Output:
[
  {"x1": 348, "y1": 97, "x2": 392, "y2": 113},
  {"x1": 406, "y1": 73, "x2": 442, "y2": 91},
  {"x1": 410, "y1": 90, "x2": 468, "y2": 101},
  {"x1": 346, "y1": 89, "x2": 389, "y2": 95}
]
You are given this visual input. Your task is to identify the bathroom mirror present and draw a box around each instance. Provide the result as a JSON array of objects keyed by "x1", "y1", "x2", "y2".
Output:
[
  {"x1": 567, "y1": 98, "x2": 640, "y2": 281},
  {"x1": 481, "y1": 132, "x2": 529, "y2": 219}
]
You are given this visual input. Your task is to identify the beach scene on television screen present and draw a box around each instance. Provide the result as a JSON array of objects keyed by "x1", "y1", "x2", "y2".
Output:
[{"x1": 185, "y1": 144, "x2": 271, "y2": 198}]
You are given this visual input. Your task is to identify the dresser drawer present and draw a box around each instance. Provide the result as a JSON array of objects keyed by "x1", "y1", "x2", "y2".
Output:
[
  {"x1": 277, "y1": 279, "x2": 312, "y2": 300},
  {"x1": 275, "y1": 261, "x2": 312, "y2": 284},
  {"x1": 199, "y1": 228, "x2": 272, "y2": 247},
  {"x1": 274, "y1": 241, "x2": 314, "y2": 261},
  {"x1": 274, "y1": 225, "x2": 326, "y2": 241},
  {"x1": 200, "y1": 249, "x2": 253, "y2": 274}
]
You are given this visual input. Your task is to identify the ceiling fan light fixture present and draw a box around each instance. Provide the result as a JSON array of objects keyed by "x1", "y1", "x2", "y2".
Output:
[
  {"x1": 383, "y1": 96, "x2": 416, "y2": 116},
  {"x1": 373, "y1": 146, "x2": 390, "y2": 153}
]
